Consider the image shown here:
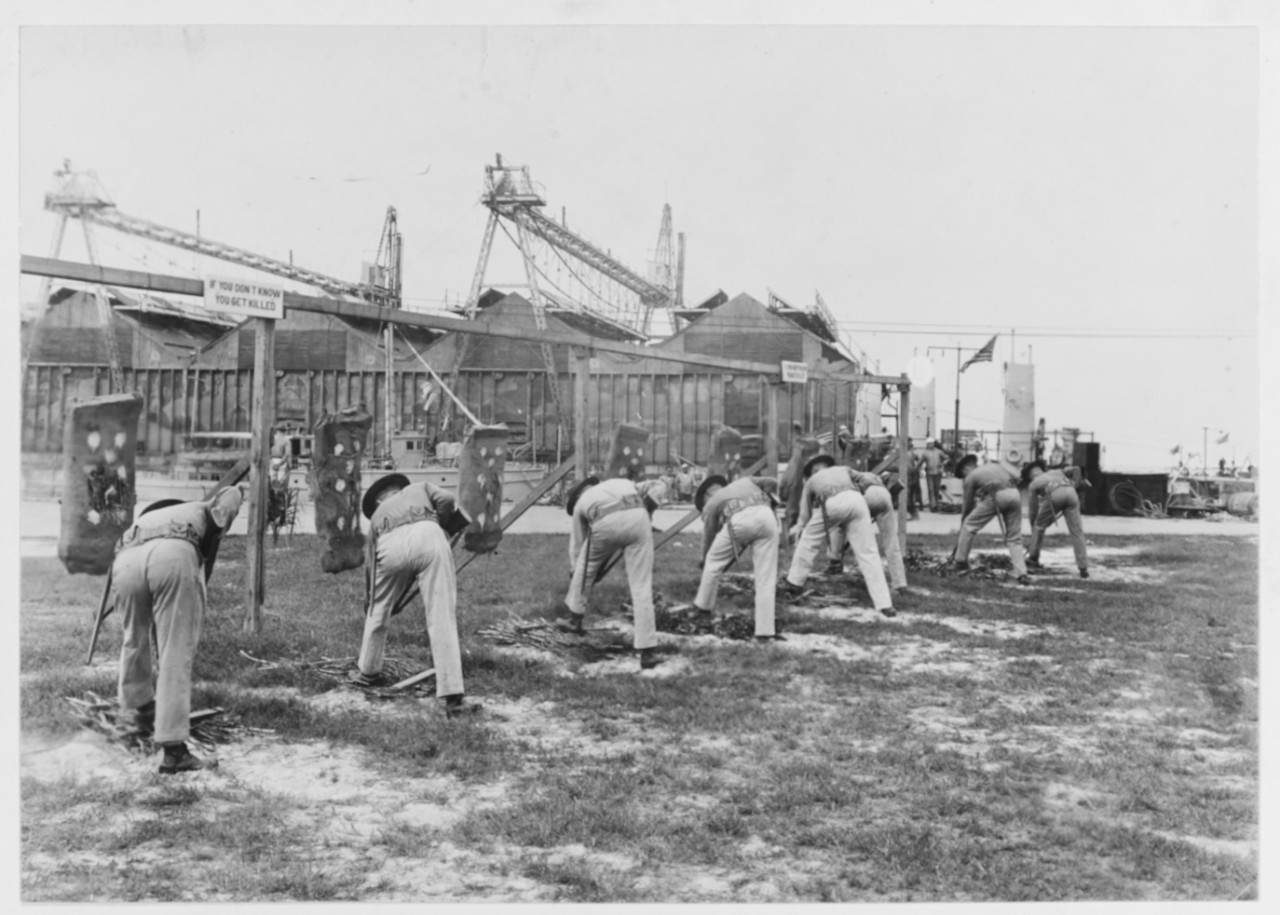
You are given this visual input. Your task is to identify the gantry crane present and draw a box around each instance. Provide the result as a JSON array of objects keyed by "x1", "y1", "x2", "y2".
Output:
[
  {"x1": 463, "y1": 155, "x2": 676, "y2": 333},
  {"x1": 448, "y1": 154, "x2": 683, "y2": 448},
  {"x1": 42, "y1": 163, "x2": 401, "y2": 306},
  {"x1": 33, "y1": 162, "x2": 406, "y2": 454}
]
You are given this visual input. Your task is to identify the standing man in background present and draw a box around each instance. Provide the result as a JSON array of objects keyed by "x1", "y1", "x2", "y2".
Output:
[
  {"x1": 922, "y1": 440, "x2": 945, "y2": 511},
  {"x1": 675, "y1": 464, "x2": 694, "y2": 504}
]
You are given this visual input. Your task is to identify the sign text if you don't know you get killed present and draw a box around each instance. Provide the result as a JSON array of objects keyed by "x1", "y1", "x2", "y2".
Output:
[{"x1": 204, "y1": 277, "x2": 284, "y2": 320}]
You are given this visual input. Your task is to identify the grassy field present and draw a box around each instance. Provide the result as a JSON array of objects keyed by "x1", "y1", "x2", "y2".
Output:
[{"x1": 19, "y1": 527, "x2": 1258, "y2": 902}]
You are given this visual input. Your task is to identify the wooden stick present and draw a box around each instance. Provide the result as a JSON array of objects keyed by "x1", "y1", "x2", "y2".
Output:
[
  {"x1": 389, "y1": 668, "x2": 436, "y2": 691},
  {"x1": 85, "y1": 565, "x2": 114, "y2": 665},
  {"x1": 395, "y1": 326, "x2": 482, "y2": 427}
]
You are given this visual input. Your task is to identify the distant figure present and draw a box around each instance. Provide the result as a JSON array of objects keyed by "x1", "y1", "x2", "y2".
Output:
[
  {"x1": 836, "y1": 424, "x2": 852, "y2": 461},
  {"x1": 1218, "y1": 458, "x2": 1227, "y2": 477},
  {"x1": 922, "y1": 440, "x2": 945, "y2": 511},
  {"x1": 675, "y1": 464, "x2": 694, "y2": 503}
]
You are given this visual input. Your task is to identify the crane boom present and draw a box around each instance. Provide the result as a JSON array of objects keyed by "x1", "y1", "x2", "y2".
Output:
[
  {"x1": 512, "y1": 206, "x2": 670, "y2": 306},
  {"x1": 46, "y1": 195, "x2": 389, "y2": 303}
]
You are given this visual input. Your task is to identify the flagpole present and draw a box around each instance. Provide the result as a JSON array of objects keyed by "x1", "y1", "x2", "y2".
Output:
[
  {"x1": 954, "y1": 342, "x2": 961, "y2": 456},
  {"x1": 1202, "y1": 426, "x2": 1208, "y2": 477}
]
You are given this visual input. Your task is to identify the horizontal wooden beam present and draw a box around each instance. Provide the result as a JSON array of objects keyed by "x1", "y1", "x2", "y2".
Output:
[{"x1": 21, "y1": 254, "x2": 909, "y2": 387}]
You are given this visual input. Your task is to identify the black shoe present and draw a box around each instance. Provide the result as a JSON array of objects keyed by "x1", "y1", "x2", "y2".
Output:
[
  {"x1": 347, "y1": 669, "x2": 383, "y2": 688},
  {"x1": 639, "y1": 647, "x2": 662, "y2": 670},
  {"x1": 1025, "y1": 559, "x2": 1044, "y2": 571},
  {"x1": 159, "y1": 742, "x2": 217, "y2": 775},
  {"x1": 1015, "y1": 575, "x2": 1031, "y2": 586},
  {"x1": 776, "y1": 581, "x2": 804, "y2": 601},
  {"x1": 1079, "y1": 569, "x2": 1090, "y2": 580},
  {"x1": 754, "y1": 634, "x2": 786, "y2": 643},
  {"x1": 951, "y1": 560, "x2": 970, "y2": 572},
  {"x1": 444, "y1": 695, "x2": 481, "y2": 719},
  {"x1": 553, "y1": 614, "x2": 586, "y2": 636},
  {"x1": 893, "y1": 586, "x2": 910, "y2": 596},
  {"x1": 880, "y1": 606, "x2": 897, "y2": 619},
  {"x1": 824, "y1": 559, "x2": 844, "y2": 575},
  {"x1": 125, "y1": 700, "x2": 156, "y2": 738}
]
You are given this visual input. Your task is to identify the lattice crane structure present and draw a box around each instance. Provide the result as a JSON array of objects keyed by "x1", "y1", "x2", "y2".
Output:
[
  {"x1": 449, "y1": 154, "x2": 682, "y2": 448},
  {"x1": 34, "y1": 162, "x2": 406, "y2": 453}
]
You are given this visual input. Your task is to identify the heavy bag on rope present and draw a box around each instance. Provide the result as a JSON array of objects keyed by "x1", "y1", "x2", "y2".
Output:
[
  {"x1": 740, "y1": 434, "x2": 765, "y2": 470},
  {"x1": 59, "y1": 393, "x2": 144, "y2": 575},
  {"x1": 605, "y1": 423, "x2": 650, "y2": 480},
  {"x1": 709, "y1": 426, "x2": 744, "y2": 481},
  {"x1": 309, "y1": 407, "x2": 372, "y2": 573},
  {"x1": 456, "y1": 424, "x2": 508, "y2": 554},
  {"x1": 783, "y1": 436, "x2": 820, "y2": 529}
]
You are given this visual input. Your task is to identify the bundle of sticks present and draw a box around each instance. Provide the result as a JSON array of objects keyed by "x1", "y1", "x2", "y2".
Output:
[
  {"x1": 65, "y1": 691, "x2": 266, "y2": 752},
  {"x1": 238, "y1": 651, "x2": 437, "y2": 697},
  {"x1": 902, "y1": 549, "x2": 1031, "y2": 580},
  {"x1": 622, "y1": 594, "x2": 757, "y2": 641},
  {"x1": 475, "y1": 618, "x2": 632, "y2": 661}
]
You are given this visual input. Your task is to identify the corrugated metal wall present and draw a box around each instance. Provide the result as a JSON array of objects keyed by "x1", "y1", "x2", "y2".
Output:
[{"x1": 23, "y1": 364, "x2": 862, "y2": 467}]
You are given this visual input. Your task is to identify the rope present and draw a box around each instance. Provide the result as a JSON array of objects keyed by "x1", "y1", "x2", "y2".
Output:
[
  {"x1": 394, "y1": 326, "x2": 482, "y2": 427},
  {"x1": 1108, "y1": 481, "x2": 1167, "y2": 519}
]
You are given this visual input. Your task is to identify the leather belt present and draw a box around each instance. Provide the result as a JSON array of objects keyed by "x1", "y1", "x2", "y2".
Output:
[
  {"x1": 721, "y1": 493, "x2": 769, "y2": 524},
  {"x1": 590, "y1": 494, "x2": 643, "y2": 521},
  {"x1": 118, "y1": 521, "x2": 203, "y2": 555},
  {"x1": 815, "y1": 483, "x2": 854, "y2": 503},
  {"x1": 375, "y1": 504, "x2": 439, "y2": 535}
]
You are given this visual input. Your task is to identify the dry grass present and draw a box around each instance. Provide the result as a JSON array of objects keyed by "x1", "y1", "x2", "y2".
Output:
[{"x1": 20, "y1": 529, "x2": 1259, "y2": 902}]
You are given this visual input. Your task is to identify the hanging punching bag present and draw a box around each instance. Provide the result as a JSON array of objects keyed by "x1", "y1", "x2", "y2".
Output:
[
  {"x1": 59, "y1": 393, "x2": 145, "y2": 575},
  {"x1": 456, "y1": 424, "x2": 508, "y2": 554},
  {"x1": 604, "y1": 423, "x2": 650, "y2": 480},
  {"x1": 309, "y1": 406, "x2": 372, "y2": 573}
]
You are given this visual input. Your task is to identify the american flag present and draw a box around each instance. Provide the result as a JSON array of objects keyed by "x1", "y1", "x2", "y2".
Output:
[{"x1": 961, "y1": 335, "x2": 997, "y2": 372}]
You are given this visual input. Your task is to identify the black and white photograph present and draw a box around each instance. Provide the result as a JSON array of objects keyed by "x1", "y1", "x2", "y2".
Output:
[{"x1": 8, "y1": 0, "x2": 1271, "y2": 905}]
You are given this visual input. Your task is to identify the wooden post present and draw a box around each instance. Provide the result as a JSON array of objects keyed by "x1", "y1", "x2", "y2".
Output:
[
  {"x1": 830, "y1": 382, "x2": 839, "y2": 461},
  {"x1": 764, "y1": 376, "x2": 779, "y2": 474},
  {"x1": 897, "y1": 379, "x2": 911, "y2": 552},
  {"x1": 244, "y1": 319, "x2": 275, "y2": 634},
  {"x1": 571, "y1": 347, "x2": 588, "y2": 475}
]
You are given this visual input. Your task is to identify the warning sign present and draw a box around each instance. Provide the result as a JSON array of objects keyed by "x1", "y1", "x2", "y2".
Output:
[
  {"x1": 780, "y1": 360, "x2": 809, "y2": 384},
  {"x1": 204, "y1": 277, "x2": 284, "y2": 320}
]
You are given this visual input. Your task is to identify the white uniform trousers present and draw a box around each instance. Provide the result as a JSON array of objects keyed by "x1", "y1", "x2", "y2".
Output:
[
  {"x1": 863, "y1": 486, "x2": 907, "y2": 590},
  {"x1": 114, "y1": 538, "x2": 206, "y2": 745},
  {"x1": 1029, "y1": 487, "x2": 1088, "y2": 571},
  {"x1": 787, "y1": 490, "x2": 892, "y2": 612},
  {"x1": 694, "y1": 503, "x2": 779, "y2": 637},
  {"x1": 359, "y1": 520, "x2": 463, "y2": 698},
  {"x1": 955, "y1": 488, "x2": 1027, "y2": 576},
  {"x1": 565, "y1": 507, "x2": 657, "y2": 650}
]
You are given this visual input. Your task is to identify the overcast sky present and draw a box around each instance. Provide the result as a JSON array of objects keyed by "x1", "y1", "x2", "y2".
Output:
[{"x1": 12, "y1": 4, "x2": 1269, "y2": 471}]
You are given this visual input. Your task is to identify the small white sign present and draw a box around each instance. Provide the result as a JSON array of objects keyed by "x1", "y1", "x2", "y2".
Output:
[
  {"x1": 780, "y1": 360, "x2": 809, "y2": 384},
  {"x1": 204, "y1": 277, "x2": 284, "y2": 320}
]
